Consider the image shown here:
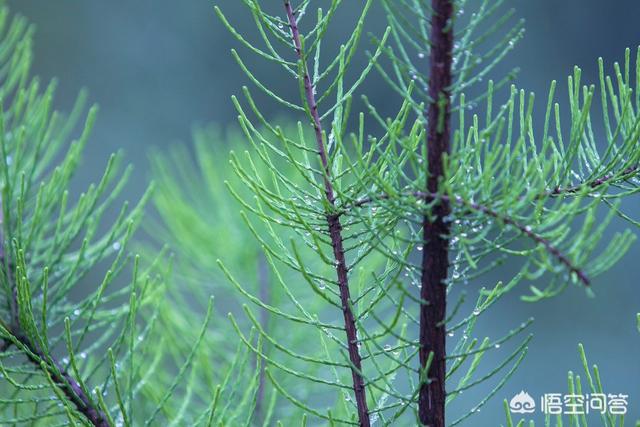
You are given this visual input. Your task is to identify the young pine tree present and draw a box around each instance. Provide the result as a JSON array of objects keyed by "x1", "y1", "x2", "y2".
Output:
[{"x1": 188, "y1": 0, "x2": 639, "y2": 425}]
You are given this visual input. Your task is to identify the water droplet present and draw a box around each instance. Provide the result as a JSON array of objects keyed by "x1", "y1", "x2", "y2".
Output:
[
  {"x1": 73, "y1": 309, "x2": 81, "y2": 316},
  {"x1": 417, "y1": 245, "x2": 424, "y2": 251},
  {"x1": 494, "y1": 344, "x2": 501, "y2": 349},
  {"x1": 112, "y1": 242, "x2": 121, "y2": 251},
  {"x1": 447, "y1": 331, "x2": 454, "y2": 337},
  {"x1": 384, "y1": 344, "x2": 392, "y2": 352},
  {"x1": 418, "y1": 52, "x2": 425, "y2": 59},
  {"x1": 472, "y1": 309, "x2": 480, "y2": 316}
]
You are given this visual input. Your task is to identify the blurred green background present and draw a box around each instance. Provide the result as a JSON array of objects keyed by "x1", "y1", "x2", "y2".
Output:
[{"x1": 7, "y1": 0, "x2": 639, "y2": 424}]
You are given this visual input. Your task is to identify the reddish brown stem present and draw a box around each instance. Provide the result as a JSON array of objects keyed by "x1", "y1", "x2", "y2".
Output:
[
  {"x1": 283, "y1": 2, "x2": 370, "y2": 426},
  {"x1": 13, "y1": 332, "x2": 110, "y2": 427},
  {"x1": 419, "y1": 0, "x2": 454, "y2": 426}
]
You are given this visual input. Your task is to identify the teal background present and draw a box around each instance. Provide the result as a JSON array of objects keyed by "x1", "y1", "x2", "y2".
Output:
[{"x1": 7, "y1": 0, "x2": 639, "y2": 424}]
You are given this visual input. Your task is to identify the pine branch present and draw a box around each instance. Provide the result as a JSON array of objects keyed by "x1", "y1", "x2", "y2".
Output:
[
  {"x1": 349, "y1": 190, "x2": 590, "y2": 287},
  {"x1": 0, "y1": 16, "x2": 155, "y2": 417},
  {"x1": 449, "y1": 194, "x2": 590, "y2": 286},
  {"x1": 283, "y1": 2, "x2": 371, "y2": 425},
  {"x1": 0, "y1": 233, "x2": 109, "y2": 426},
  {"x1": 546, "y1": 165, "x2": 639, "y2": 198},
  {"x1": 419, "y1": 0, "x2": 454, "y2": 425},
  {"x1": 12, "y1": 331, "x2": 110, "y2": 427}
]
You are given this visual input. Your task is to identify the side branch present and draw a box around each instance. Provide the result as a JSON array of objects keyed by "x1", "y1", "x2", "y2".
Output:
[
  {"x1": 545, "y1": 165, "x2": 639, "y2": 198},
  {"x1": 0, "y1": 235, "x2": 109, "y2": 426},
  {"x1": 348, "y1": 191, "x2": 591, "y2": 286},
  {"x1": 453, "y1": 195, "x2": 590, "y2": 285},
  {"x1": 12, "y1": 332, "x2": 110, "y2": 427},
  {"x1": 283, "y1": 2, "x2": 371, "y2": 426}
]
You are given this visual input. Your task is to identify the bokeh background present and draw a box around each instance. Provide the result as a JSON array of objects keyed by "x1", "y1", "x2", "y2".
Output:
[{"x1": 7, "y1": 0, "x2": 639, "y2": 424}]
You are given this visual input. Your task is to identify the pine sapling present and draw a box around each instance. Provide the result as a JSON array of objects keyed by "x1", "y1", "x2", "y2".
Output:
[{"x1": 211, "y1": 0, "x2": 640, "y2": 425}]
